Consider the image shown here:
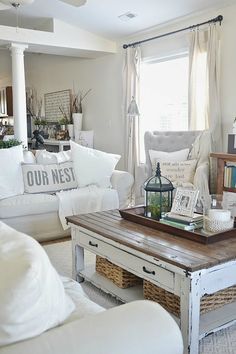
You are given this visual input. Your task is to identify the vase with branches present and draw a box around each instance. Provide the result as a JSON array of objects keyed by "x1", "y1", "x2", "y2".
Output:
[
  {"x1": 71, "y1": 89, "x2": 91, "y2": 138},
  {"x1": 72, "y1": 89, "x2": 92, "y2": 114},
  {"x1": 59, "y1": 103, "x2": 70, "y2": 126},
  {"x1": 26, "y1": 88, "x2": 46, "y2": 132}
]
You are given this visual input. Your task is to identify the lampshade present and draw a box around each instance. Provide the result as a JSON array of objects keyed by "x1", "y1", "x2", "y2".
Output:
[{"x1": 127, "y1": 96, "x2": 140, "y2": 117}]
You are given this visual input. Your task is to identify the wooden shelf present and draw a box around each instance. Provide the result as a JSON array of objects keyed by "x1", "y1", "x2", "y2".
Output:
[
  {"x1": 223, "y1": 187, "x2": 236, "y2": 193},
  {"x1": 79, "y1": 265, "x2": 144, "y2": 303},
  {"x1": 211, "y1": 152, "x2": 236, "y2": 161},
  {"x1": 210, "y1": 153, "x2": 236, "y2": 194}
]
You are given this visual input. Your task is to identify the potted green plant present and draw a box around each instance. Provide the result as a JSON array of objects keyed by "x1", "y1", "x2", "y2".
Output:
[
  {"x1": 58, "y1": 117, "x2": 69, "y2": 130},
  {"x1": 0, "y1": 139, "x2": 21, "y2": 149}
]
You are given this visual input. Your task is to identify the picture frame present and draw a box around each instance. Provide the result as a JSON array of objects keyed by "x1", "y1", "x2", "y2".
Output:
[
  {"x1": 44, "y1": 89, "x2": 71, "y2": 123},
  {"x1": 171, "y1": 188, "x2": 199, "y2": 217}
]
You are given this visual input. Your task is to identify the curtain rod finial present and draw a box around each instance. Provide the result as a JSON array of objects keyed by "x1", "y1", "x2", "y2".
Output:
[
  {"x1": 216, "y1": 15, "x2": 223, "y2": 25},
  {"x1": 123, "y1": 44, "x2": 128, "y2": 49}
]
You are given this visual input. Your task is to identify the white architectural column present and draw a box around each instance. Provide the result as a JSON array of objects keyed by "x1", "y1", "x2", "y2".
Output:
[{"x1": 10, "y1": 43, "x2": 28, "y2": 148}]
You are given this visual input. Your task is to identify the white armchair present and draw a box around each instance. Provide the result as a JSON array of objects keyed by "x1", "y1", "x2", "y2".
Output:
[{"x1": 136, "y1": 130, "x2": 212, "y2": 206}]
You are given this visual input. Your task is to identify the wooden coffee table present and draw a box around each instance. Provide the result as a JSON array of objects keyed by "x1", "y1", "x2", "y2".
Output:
[{"x1": 67, "y1": 210, "x2": 236, "y2": 354}]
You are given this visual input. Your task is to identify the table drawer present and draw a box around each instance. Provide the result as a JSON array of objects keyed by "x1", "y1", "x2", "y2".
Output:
[{"x1": 76, "y1": 228, "x2": 175, "y2": 292}]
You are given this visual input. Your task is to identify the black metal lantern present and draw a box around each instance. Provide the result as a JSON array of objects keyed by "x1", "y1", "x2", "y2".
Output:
[{"x1": 143, "y1": 162, "x2": 174, "y2": 220}]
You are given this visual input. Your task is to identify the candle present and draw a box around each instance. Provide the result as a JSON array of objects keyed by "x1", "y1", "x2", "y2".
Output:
[{"x1": 208, "y1": 209, "x2": 231, "y2": 222}]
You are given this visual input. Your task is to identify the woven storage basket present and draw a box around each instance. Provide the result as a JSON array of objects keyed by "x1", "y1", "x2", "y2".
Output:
[
  {"x1": 143, "y1": 280, "x2": 236, "y2": 317},
  {"x1": 96, "y1": 256, "x2": 142, "y2": 289}
]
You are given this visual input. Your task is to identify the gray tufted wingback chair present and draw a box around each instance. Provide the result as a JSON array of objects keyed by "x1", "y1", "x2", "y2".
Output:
[{"x1": 135, "y1": 130, "x2": 212, "y2": 206}]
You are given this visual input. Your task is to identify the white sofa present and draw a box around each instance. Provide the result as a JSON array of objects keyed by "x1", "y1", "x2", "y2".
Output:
[
  {"x1": 0, "y1": 278, "x2": 183, "y2": 354},
  {"x1": 0, "y1": 150, "x2": 134, "y2": 243},
  {"x1": 0, "y1": 222, "x2": 183, "y2": 354}
]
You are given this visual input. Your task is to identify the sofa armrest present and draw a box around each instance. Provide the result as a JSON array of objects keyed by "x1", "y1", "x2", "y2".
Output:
[
  {"x1": 111, "y1": 170, "x2": 134, "y2": 209},
  {"x1": 0, "y1": 301, "x2": 183, "y2": 354}
]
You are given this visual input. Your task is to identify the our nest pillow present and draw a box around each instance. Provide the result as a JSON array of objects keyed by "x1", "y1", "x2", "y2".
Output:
[
  {"x1": 21, "y1": 161, "x2": 78, "y2": 193},
  {"x1": 0, "y1": 222, "x2": 75, "y2": 346},
  {"x1": 70, "y1": 140, "x2": 120, "y2": 188},
  {"x1": 0, "y1": 145, "x2": 24, "y2": 200}
]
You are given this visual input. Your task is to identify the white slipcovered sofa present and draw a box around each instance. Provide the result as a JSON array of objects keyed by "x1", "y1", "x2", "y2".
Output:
[
  {"x1": 0, "y1": 222, "x2": 183, "y2": 354},
  {"x1": 0, "y1": 298, "x2": 183, "y2": 354},
  {"x1": 0, "y1": 147, "x2": 134, "y2": 243}
]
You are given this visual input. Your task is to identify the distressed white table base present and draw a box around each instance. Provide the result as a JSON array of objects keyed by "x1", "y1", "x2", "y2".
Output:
[{"x1": 71, "y1": 225, "x2": 236, "y2": 354}]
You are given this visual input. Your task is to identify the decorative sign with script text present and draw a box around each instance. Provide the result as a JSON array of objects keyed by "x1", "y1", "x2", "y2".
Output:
[{"x1": 45, "y1": 89, "x2": 71, "y2": 122}]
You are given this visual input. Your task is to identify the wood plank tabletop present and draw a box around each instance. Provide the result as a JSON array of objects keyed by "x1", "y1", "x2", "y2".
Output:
[{"x1": 67, "y1": 210, "x2": 236, "y2": 272}]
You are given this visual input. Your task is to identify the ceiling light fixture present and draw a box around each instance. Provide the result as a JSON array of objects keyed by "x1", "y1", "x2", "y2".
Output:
[
  {"x1": 0, "y1": 0, "x2": 34, "y2": 6},
  {"x1": 118, "y1": 12, "x2": 137, "y2": 22}
]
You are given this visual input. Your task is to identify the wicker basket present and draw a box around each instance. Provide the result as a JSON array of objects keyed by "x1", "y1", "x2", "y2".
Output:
[
  {"x1": 96, "y1": 256, "x2": 142, "y2": 289},
  {"x1": 143, "y1": 280, "x2": 236, "y2": 317}
]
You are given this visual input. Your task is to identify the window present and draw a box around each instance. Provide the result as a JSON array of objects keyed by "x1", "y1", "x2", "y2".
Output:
[{"x1": 139, "y1": 55, "x2": 189, "y2": 162}]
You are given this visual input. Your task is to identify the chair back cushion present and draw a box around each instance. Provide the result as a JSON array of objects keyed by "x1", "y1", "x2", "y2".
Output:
[{"x1": 144, "y1": 130, "x2": 208, "y2": 176}]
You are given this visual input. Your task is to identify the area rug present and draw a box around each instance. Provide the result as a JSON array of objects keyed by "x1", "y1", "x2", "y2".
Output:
[{"x1": 43, "y1": 240, "x2": 236, "y2": 354}]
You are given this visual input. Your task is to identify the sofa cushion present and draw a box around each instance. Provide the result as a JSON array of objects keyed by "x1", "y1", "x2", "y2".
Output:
[
  {"x1": 0, "y1": 145, "x2": 24, "y2": 200},
  {"x1": 35, "y1": 150, "x2": 72, "y2": 164},
  {"x1": 0, "y1": 222, "x2": 75, "y2": 346},
  {"x1": 23, "y1": 150, "x2": 36, "y2": 164},
  {"x1": 21, "y1": 162, "x2": 78, "y2": 193},
  {"x1": 0, "y1": 193, "x2": 59, "y2": 218},
  {"x1": 70, "y1": 140, "x2": 120, "y2": 188}
]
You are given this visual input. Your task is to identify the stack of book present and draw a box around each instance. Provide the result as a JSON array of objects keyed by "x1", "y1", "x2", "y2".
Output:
[
  {"x1": 160, "y1": 212, "x2": 203, "y2": 231},
  {"x1": 224, "y1": 163, "x2": 236, "y2": 188}
]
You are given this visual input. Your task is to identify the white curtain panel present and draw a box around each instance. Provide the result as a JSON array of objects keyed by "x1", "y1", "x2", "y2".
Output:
[
  {"x1": 189, "y1": 25, "x2": 222, "y2": 145},
  {"x1": 123, "y1": 46, "x2": 141, "y2": 176},
  {"x1": 189, "y1": 25, "x2": 222, "y2": 192}
]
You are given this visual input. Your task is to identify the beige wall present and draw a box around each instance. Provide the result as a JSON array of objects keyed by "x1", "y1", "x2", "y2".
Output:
[
  {"x1": 1, "y1": 3, "x2": 236, "y2": 169},
  {"x1": 25, "y1": 52, "x2": 124, "y2": 160}
]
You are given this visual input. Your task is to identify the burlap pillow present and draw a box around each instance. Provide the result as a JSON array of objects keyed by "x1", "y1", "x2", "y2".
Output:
[
  {"x1": 22, "y1": 161, "x2": 77, "y2": 193},
  {"x1": 160, "y1": 160, "x2": 197, "y2": 184}
]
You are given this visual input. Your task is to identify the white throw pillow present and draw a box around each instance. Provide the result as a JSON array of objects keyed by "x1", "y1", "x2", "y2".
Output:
[
  {"x1": 149, "y1": 148, "x2": 189, "y2": 172},
  {"x1": 0, "y1": 145, "x2": 24, "y2": 200},
  {"x1": 36, "y1": 149, "x2": 72, "y2": 164},
  {"x1": 22, "y1": 161, "x2": 78, "y2": 193},
  {"x1": 70, "y1": 140, "x2": 120, "y2": 188},
  {"x1": 160, "y1": 160, "x2": 197, "y2": 184},
  {"x1": 0, "y1": 222, "x2": 75, "y2": 346}
]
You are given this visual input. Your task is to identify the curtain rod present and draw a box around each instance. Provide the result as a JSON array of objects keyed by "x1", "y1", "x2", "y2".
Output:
[{"x1": 123, "y1": 14, "x2": 223, "y2": 49}]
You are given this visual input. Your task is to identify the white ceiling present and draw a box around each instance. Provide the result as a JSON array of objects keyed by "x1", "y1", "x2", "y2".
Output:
[{"x1": 0, "y1": 0, "x2": 235, "y2": 40}]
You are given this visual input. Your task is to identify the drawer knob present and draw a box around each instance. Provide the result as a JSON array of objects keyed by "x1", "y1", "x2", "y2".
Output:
[
  {"x1": 89, "y1": 241, "x2": 98, "y2": 247},
  {"x1": 143, "y1": 266, "x2": 155, "y2": 275}
]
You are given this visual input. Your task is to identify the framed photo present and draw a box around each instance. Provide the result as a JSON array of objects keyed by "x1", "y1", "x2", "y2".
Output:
[{"x1": 171, "y1": 188, "x2": 199, "y2": 217}]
